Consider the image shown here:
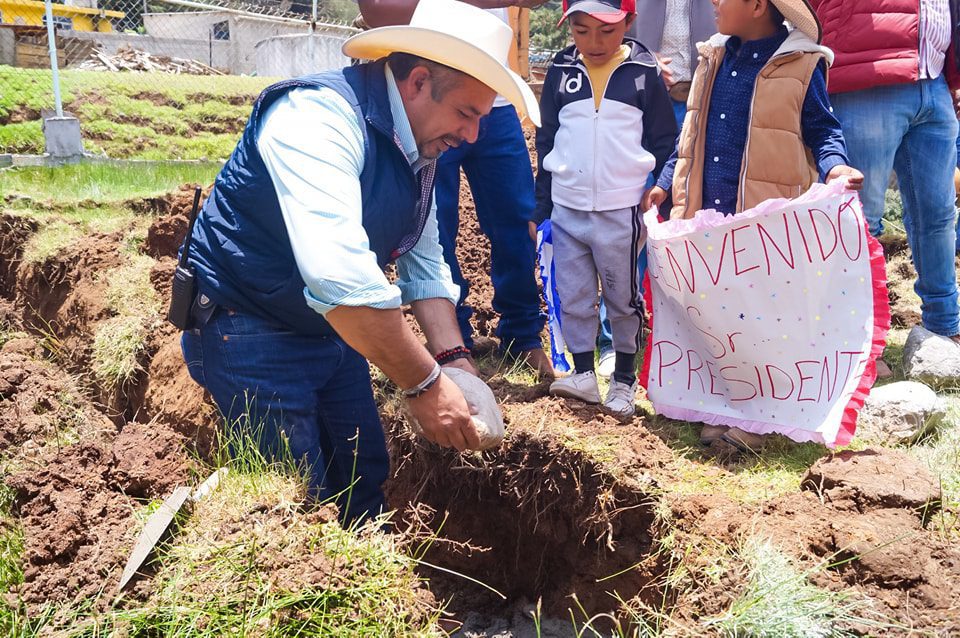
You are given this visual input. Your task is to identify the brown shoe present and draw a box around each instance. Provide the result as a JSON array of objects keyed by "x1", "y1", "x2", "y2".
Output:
[
  {"x1": 514, "y1": 347, "x2": 555, "y2": 380},
  {"x1": 720, "y1": 427, "x2": 766, "y2": 454},
  {"x1": 699, "y1": 424, "x2": 729, "y2": 447}
]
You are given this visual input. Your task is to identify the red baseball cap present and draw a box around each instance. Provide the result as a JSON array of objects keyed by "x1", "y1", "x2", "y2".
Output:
[{"x1": 559, "y1": 0, "x2": 636, "y2": 24}]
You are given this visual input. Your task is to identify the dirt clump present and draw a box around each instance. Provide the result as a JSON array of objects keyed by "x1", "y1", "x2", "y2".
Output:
[
  {"x1": 0, "y1": 336, "x2": 114, "y2": 463},
  {"x1": 6, "y1": 423, "x2": 190, "y2": 611},
  {"x1": 665, "y1": 448, "x2": 960, "y2": 634},
  {"x1": 802, "y1": 448, "x2": 941, "y2": 514}
]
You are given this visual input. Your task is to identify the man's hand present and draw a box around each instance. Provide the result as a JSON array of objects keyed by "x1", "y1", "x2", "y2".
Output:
[
  {"x1": 953, "y1": 89, "x2": 960, "y2": 119},
  {"x1": 826, "y1": 165, "x2": 864, "y2": 191},
  {"x1": 642, "y1": 186, "x2": 668, "y2": 210},
  {"x1": 406, "y1": 373, "x2": 480, "y2": 451},
  {"x1": 528, "y1": 220, "x2": 538, "y2": 243},
  {"x1": 655, "y1": 54, "x2": 675, "y2": 89}
]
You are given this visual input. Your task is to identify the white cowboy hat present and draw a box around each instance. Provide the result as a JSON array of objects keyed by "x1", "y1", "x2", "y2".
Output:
[
  {"x1": 771, "y1": 0, "x2": 822, "y2": 43},
  {"x1": 342, "y1": 0, "x2": 541, "y2": 127}
]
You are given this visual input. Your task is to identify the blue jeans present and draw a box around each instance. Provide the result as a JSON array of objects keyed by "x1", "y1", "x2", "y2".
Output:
[
  {"x1": 671, "y1": 97, "x2": 687, "y2": 128},
  {"x1": 956, "y1": 132, "x2": 960, "y2": 252},
  {"x1": 435, "y1": 105, "x2": 545, "y2": 353},
  {"x1": 181, "y1": 308, "x2": 388, "y2": 524},
  {"x1": 830, "y1": 76, "x2": 960, "y2": 336}
]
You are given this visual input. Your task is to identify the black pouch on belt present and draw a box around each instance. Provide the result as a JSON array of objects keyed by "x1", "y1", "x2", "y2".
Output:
[{"x1": 167, "y1": 187, "x2": 203, "y2": 331}]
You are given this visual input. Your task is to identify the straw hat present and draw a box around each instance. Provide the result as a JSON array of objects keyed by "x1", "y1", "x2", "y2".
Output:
[
  {"x1": 771, "y1": 0, "x2": 822, "y2": 43},
  {"x1": 342, "y1": 0, "x2": 541, "y2": 127}
]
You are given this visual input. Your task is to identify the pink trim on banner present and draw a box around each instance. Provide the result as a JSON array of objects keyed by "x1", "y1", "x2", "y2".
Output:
[
  {"x1": 834, "y1": 203, "x2": 891, "y2": 446},
  {"x1": 639, "y1": 270, "x2": 654, "y2": 392}
]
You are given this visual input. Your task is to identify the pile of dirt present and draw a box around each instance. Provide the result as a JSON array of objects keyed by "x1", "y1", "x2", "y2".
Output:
[
  {"x1": 0, "y1": 327, "x2": 192, "y2": 611},
  {"x1": 666, "y1": 449, "x2": 960, "y2": 633},
  {"x1": 140, "y1": 184, "x2": 210, "y2": 260},
  {"x1": 0, "y1": 337, "x2": 112, "y2": 459},
  {"x1": 450, "y1": 128, "x2": 540, "y2": 345}
]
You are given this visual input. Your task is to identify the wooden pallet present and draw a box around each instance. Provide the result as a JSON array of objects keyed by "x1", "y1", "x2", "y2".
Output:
[{"x1": 15, "y1": 40, "x2": 64, "y2": 68}]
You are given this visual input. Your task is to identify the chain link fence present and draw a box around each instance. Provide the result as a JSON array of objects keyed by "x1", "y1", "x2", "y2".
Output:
[
  {"x1": 0, "y1": 0, "x2": 358, "y2": 159},
  {"x1": 0, "y1": 0, "x2": 565, "y2": 160}
]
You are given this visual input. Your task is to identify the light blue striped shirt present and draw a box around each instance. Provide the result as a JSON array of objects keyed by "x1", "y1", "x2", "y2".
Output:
[{"x1": 256, "y1": 65, "x2": 460, "y2": 317}]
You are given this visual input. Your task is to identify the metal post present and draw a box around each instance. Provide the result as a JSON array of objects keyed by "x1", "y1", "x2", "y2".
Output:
[
  {"x1": 43, "y1": 0, "x2": 64, "y2": 118},
  {"x1": 311, "y1": 0, "x2": 317, "y2": 33}
]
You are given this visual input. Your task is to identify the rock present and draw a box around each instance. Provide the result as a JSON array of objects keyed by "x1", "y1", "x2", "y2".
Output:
[
  {"x1": 858, "y1": 381, "x2": 946, "y2": 443},
  {"x1": 801, "y1": 449, "x2": 941, "y2": 515},
  {"x1": 443, "y1": 367, "x2": 505, "y2": 451},
  {"x1": 903, "y1": 325, "x2": 960, "y2": 384},
  {"x1": 407, "y1": 368, "x2": 505, "y2": 452}
]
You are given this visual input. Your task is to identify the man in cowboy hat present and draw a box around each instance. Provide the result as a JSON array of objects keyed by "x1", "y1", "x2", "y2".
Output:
[
  {"x1": 359, "y1": 0, "x2": 555, "y2": 379},
  {"x1": 178, "y1": 0, "x2": 539, "y2": 524}
]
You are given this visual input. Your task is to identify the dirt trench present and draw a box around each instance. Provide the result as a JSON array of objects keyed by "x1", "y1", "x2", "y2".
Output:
[{"x1": 1, "y1": 179, "x2": 959, "y2": 633}]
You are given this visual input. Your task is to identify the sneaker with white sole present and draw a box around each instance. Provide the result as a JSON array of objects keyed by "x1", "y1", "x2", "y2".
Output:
[
  {"x1": 604, "y1": 378, "x2": 637, "y2": 419},
  {"x1": 597, "y1": 349, "x2": 616, "y2": 379},
  {"x1": 549, "y1": 371, "x2": 601, "y2": 404}
]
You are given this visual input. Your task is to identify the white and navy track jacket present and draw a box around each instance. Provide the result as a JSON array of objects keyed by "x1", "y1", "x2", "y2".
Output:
[{"x1": 533, "y1": 39, "x2": 678, "y2": 223}]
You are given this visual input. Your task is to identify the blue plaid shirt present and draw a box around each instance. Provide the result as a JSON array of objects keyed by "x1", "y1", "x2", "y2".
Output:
[{"x1": 658, "y1": 27, "x2": 848, "y2": 214}]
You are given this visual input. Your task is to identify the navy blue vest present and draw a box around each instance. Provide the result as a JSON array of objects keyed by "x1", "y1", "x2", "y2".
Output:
[{"x1": 187, "y1": 60, "x2": 428, "y2": 335}]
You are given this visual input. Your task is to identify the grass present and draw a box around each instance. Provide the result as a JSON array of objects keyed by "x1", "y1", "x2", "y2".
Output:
[
  {"x1": 5, "y1": 161, "x2": 216, "y2": 266},
  {"x1": 53, "y1": 428, "x2": 444, "y2": 637},
  {"x1": 0, "y1": 66, "x2": 271, "y2": 159},
  {"x1": 0, "y1": 162, "x2": 220, "y2": 204},
  {"x1": 905, "y1": 397, "x2": 960, "y2": 540},
  {"x1": 92, "y1": 254, "x2": 162, "y2": 390},
  {"x1": 0, "y1": 486, "x2": 25, "y2": 636},
  {"x1": 704, "y1": 537, "x2": 875, "y2": 637}
]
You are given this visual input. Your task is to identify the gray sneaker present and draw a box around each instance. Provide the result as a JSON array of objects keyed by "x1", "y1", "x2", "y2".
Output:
[
  {"x1": 603, "y1": 379, "x2": 637, "y2": 419},
  {"x1": 550, "y1": 371, "x2": 601, "y2": 404}
]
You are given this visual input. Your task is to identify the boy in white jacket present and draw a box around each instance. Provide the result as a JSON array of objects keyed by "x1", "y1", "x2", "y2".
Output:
[{"x1": 533, "y1": 0, "x2": 676, "y2": 417}]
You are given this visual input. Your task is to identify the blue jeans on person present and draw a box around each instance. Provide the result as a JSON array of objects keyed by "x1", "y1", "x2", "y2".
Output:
[
  {"x1": 181, "y1": 308, "x2": 389, "y2": 524},
  {"x1": 956, "y1": 131, "x2": 960, "y2": 253},
  {"x1": 435, "y1": 104, "x2": 545, "y2": 353},
  {"x1": 671, "y1": 97, "x2": 687, "y2": 128},
  {"x1": 830, "y1": 76, "x2": 960, "y2": 336}
]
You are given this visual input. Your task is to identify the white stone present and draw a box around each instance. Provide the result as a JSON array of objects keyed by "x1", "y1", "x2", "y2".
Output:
[
  {"x1": 858, "y1": 381, "x2": 947, "y2": 443},
  {"x1": 903, "y1": 325, "x2": 960, "y2": 383},
  {"x1": 408, "y1": 368, "x2": 505, "y2": 452}
]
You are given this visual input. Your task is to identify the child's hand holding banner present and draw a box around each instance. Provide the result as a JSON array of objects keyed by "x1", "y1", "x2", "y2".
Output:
[{"x1": 640, "y1": 183, "x2": 890, "y2": 447}]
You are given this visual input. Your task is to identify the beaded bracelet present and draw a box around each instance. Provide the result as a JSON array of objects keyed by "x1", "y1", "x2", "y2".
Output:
[{"x1": 435, "y1": 345, "x2": 472, "y2": 366}]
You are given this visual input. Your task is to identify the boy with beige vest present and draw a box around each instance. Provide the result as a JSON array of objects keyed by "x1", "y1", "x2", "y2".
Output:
[{"x1": 643, "y1": 0, "x2": 863, "y2": 451}]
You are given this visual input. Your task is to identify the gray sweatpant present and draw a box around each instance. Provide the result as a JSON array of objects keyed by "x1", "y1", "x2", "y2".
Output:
[{"x1": 552, "y1": 204, "x2": 645, "y2": 355}]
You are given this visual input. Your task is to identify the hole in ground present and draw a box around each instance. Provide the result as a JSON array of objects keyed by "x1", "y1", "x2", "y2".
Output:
[{"x1": 385, "y1": 418, "x2": 669, "y2": 625}]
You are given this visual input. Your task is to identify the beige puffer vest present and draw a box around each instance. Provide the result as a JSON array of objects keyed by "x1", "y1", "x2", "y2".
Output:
[{"x1": 671, "y1": 31, "x2": 829, "y2": 220}]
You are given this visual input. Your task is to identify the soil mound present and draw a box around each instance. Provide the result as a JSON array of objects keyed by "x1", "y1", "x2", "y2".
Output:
[
  {"x1": 802, "y1": 448, "x2": 941, "y2": 513},
  {"x1": 667, "y1": 449, "x2": 960, "y2": 633},
  {"x1": 6, "y1": 422, "x2": 191, "y2": 610},
  {"x1": 0, "y1": 337, "x2": 113, "y2": 463}
]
